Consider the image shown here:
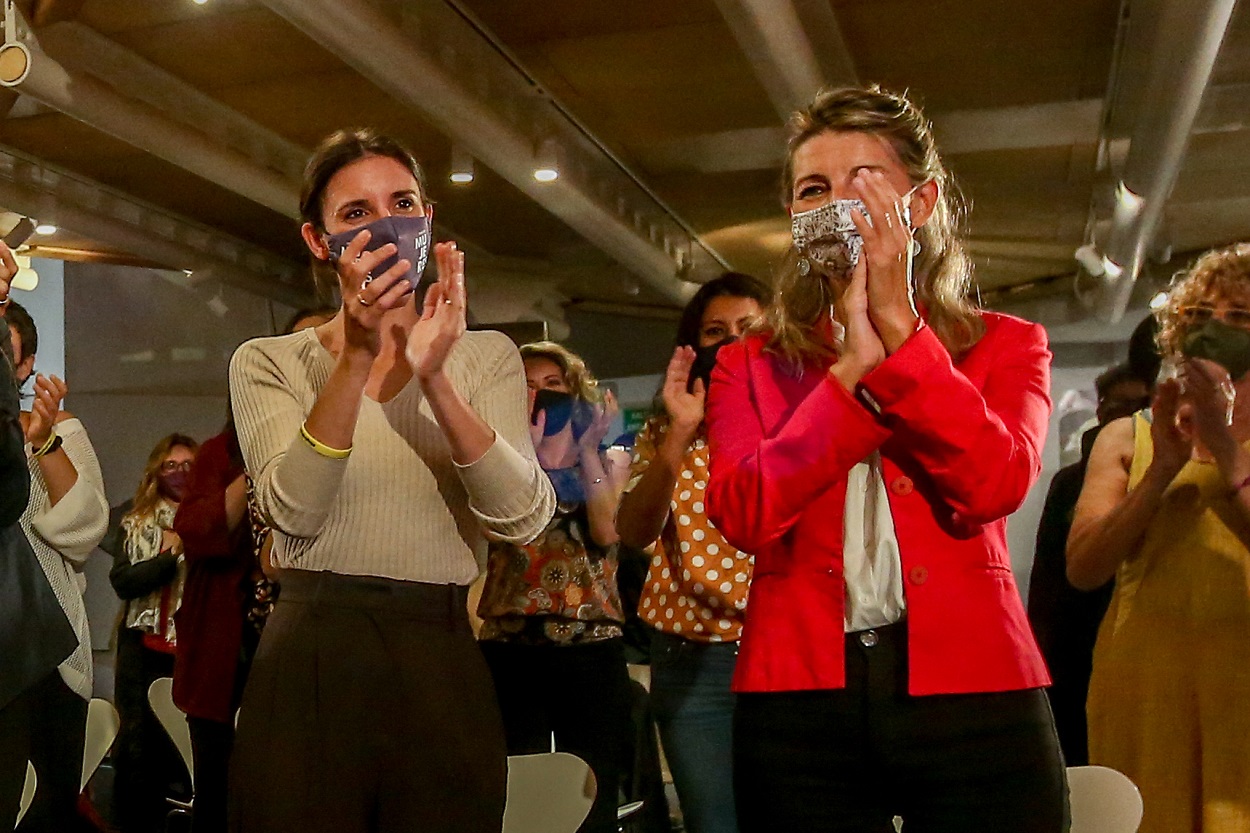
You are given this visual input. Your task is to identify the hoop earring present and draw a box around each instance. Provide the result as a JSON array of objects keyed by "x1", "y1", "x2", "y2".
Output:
[{"x1": 798, "y1": 257, "x2": 811, "y2": 276}]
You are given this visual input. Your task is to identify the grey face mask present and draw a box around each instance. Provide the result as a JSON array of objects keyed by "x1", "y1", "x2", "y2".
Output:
[{"x1": 791, "y1": 198, "x2": 866, "y2": 278}]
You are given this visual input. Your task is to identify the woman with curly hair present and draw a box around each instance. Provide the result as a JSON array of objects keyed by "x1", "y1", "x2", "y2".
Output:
[{"x1": 1070, "y1": 244, "x2": 1250, "y2": 833}]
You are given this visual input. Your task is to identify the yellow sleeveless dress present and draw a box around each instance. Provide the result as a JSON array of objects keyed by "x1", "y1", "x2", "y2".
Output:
[{"x1": 1087, "y1": 412, "x2": 1250, "y2": 833}]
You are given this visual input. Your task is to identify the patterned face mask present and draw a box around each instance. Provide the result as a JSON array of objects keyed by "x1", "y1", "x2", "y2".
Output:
[
  {"x1": 790, "y1": 198, "x2": 866, "y2": 278},
  {"x1": 790, "y1": 185, "x2": 922, "y2": 278}
]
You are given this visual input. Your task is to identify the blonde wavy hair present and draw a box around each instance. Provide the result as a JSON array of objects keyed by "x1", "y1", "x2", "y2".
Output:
[
  {"x1": 1156, "y1": 243, "x2": 1250, "y2": 358},
  {"x1": 768, "y1": 86, "x2": 984, "y2": 368},
  {"x1": 124, "y1": 433, "x2": 198, "y2": 525},
  {"x1": 520, "y1": 341, "x2": 601, "y2": 402}
]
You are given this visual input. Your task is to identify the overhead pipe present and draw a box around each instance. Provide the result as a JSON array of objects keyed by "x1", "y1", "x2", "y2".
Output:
[
  {"x1": 258, "y1": 0, "x2": 695, "y2": 305},
  {"x1": 0, "y1": 4, "x2": 299, "y2": 218},
  {"x1": 1096, "y1": 0, "x2": 1238, "y2": 321},
  {"x1": 0, "y1": 146, "x2": 311, "y2": 306}
]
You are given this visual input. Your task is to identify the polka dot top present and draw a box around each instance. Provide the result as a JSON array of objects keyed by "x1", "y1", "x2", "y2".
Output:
[{"x1": 628, "y1": 419, "x2": 754, "y2": 643}]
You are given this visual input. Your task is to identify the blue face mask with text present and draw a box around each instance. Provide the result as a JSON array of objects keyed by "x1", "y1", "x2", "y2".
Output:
[{"x1": 325, "y1": 214, "x2": 431, "y2": 293}]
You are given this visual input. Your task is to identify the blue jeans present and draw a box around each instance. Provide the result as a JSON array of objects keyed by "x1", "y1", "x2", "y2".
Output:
[{"x1": 649, "y1": 630, "x2": 739, "y2": 833}]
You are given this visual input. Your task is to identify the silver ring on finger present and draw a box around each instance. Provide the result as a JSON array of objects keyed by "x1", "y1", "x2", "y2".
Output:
[
  {"x1": 360, "y1": 277, "x2": 373, "y2": 291},
  {"x1": 357, "y1": 296, "x2": 372, "y2": 307}
]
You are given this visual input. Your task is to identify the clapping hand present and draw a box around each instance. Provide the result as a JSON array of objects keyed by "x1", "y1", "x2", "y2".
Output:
[
  {"x1": 406, "y1": 242, "x2": 467, "y2": 381},
  {"x1": 661, "y1": 347, "x2": 705, "y2": 439},
  {"x1": 25, "y1": 374, "x2": 67, "y2": 447}
]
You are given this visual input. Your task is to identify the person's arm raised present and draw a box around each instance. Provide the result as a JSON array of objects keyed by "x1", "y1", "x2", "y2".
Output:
[
  {"x1": 1067, "y1": 382, "x2": 1190, "y2": 590},
  {"x1": 617, "y1": 347, "x2": 702, "y2": 549}
]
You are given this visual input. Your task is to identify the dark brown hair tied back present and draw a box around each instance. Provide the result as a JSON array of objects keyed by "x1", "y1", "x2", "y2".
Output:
[{"x1": 300, "y1": 129, "x2": 430, "y2": 301}]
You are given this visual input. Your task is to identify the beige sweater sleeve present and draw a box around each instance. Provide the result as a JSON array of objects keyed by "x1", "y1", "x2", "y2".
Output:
[
  {"x1": 229, "y1": 339, "x2": 350, "y2": 539},
  {"x1": 454, "y1": 332, "x2": 555, "y2": 544}
]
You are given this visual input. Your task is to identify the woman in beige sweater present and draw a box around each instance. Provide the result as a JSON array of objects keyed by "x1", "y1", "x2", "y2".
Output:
[{"x1": 228, "y1": 129, "x2": 554, "y2": 833}]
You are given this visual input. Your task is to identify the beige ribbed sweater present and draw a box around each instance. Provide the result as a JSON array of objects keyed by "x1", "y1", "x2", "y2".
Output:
[
  {"x1": 229, "y1": 328, "x2": 555, "y2": 584},
  {"x1": 22, "y1": 417, "x2": 110, "y2": 700}
]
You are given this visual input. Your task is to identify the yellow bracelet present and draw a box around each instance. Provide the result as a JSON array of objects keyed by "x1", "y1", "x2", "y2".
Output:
[
  {"x1": 299, "y1": 422, "x2": 351, "y2": 459},
  {"x1": 32, "y1": 431, "x2": 59, "y2": 458}
]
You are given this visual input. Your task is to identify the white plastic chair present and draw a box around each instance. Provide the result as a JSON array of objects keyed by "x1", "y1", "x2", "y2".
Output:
[
  {"x1": 147, "y1": 677, "x2": 194, "y2": 815},
  {"x1": 81, "y1": 698, "x2": 120, "y2": 791},
  {"x1": 1067, "y1": 765, "x2": 1143, "y2": 833},
  {"x1": 14, "y1": 762, "x2": 35, "y2": 828},
  {"x1": 503, "y1": 752, "x2": 595, "y2": 833}
]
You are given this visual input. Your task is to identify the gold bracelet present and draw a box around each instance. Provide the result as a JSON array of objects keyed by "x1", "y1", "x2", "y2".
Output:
[
  {"x1": 31, "y1": 431, "x2": 59, "y2": 458},
  {"x1": 299, "y1": 422, "x2": 351, "y2": 459}
]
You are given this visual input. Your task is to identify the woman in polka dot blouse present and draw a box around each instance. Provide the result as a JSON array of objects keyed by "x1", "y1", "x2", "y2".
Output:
[{"x1": 617, "y1": 272, "x2": 770, "y2": 833}]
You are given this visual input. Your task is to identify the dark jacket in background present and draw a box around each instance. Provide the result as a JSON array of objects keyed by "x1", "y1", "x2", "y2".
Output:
[{"x1": 1026, "y1": 427, "x2": 1114, "y2": 766}]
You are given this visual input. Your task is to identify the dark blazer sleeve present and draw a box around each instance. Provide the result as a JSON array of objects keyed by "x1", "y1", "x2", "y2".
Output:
[
  {"x1": 0, "y1": 335, "x2": 29, "y2": 525},
  {"x1": 109, "y1": 544, "x2": 178, "y2": 602}
]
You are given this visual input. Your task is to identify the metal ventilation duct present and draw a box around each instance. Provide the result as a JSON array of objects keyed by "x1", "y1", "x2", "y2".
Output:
[
  {"x1": 1096, "y1": 0, "x2": 1238, "y2": 321},
  {"x1": 258, "y1": 0, "x2": 713, "y2": 304}
]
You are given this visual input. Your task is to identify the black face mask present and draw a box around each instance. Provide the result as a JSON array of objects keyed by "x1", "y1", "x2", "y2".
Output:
[
  {"x1": 688, "y1": 337, "x2": 735, "y2": 393},
  {"x1": 1182, "y1": 319, "x2": 1250, "y2": 380},
  {"x1": 531, "y1": 389, "x2": 596, "y2": 441}
]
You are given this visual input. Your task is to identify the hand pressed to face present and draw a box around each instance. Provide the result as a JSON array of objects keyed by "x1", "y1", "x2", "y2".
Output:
[
  {"x1": 1178, "y1": 357, "x2": 1239, "y2": 459},
  {"x1": 789, "y1": 131, "x2": 936, "y2": 353},
  {"x1": 1149, "y1": 378, "x2": 1194, "y2": 481},
  {"x1": 299, "y1": 155, "x2": 428, "y2": 356},
  {"x1": 405, "y1": 241, "x2": 467, "y2": 380}
]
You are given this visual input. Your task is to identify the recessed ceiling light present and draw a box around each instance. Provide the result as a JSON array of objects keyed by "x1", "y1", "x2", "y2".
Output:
[{"x1": 34, "y1": 223, "x2": 56, "y2": 235}]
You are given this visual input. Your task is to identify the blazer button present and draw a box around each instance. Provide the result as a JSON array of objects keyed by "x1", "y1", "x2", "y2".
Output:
[
  {"x1": 890, "y1": 476, "x2": 914, "y2": 496},
  {"x1": 908, "y1": 565, "x2": 929, "y2": 585}
]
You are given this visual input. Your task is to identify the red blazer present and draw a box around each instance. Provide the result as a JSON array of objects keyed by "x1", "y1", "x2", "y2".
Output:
[
  {"x1": 705, "y1": 313, "x2": 1052, "y2": 696},
  {"x1": 172, "y1": 432, "x2": 252, "y2": 723}
]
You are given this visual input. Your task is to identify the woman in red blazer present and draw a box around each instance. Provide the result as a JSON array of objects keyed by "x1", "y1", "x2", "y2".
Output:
[{"x1": 705, "y1": 86, "x2": 1067, "y2": 832}]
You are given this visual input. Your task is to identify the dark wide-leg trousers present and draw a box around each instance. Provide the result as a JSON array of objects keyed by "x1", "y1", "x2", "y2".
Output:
[
  {"x1": 228, "y1": 570, "x2": 507, "y2": 833},
  {"x1": 734, "y1": 623, "x2": 1070, "y2": 833}
]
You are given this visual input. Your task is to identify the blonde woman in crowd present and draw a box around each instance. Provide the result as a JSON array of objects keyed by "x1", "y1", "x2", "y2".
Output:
[{"x1": 704, "y1": 86, "x2": 1065, "y2": 831}]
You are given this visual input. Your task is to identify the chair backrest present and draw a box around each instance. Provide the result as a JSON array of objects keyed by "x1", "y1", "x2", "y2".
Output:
[
  {"x1": 16, "y1": 761, "x2": 35, "y2": 828},
  {"x1": 503, "y1": 752, "x2": 595, "y2": 833},
  {"x1": 147, "y1": 677, "x2": 194, "y2": 788},
  {"x1": 1067, "y1": 765, "x2": 1144, "y2": 833},
  {"x1": 81, "y1": 698, "x2": 121, "y2": 791}
]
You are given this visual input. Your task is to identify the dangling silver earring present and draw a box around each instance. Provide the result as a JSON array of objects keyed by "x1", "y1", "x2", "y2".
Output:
[
  {"x1": 910, "y1": 239, "x2": 921, "y2": 257},
  {"x1": 798, "y1": 257, "x2": 811, "y2": 276}
]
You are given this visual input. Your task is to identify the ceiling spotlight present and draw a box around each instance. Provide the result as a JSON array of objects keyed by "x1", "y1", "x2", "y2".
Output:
[
  {"x1": 449, "y1": 144, "x2": 474, "y2": 184},
  {"x1": 533, "y1": 138, "x2": 559, "y2": 183},
  {"x1": 191, "y1": 0, "x2": 209, "y2": 5},
  {"x1": 33, "y1": 223, "x2": 56, "y2": 235}
]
